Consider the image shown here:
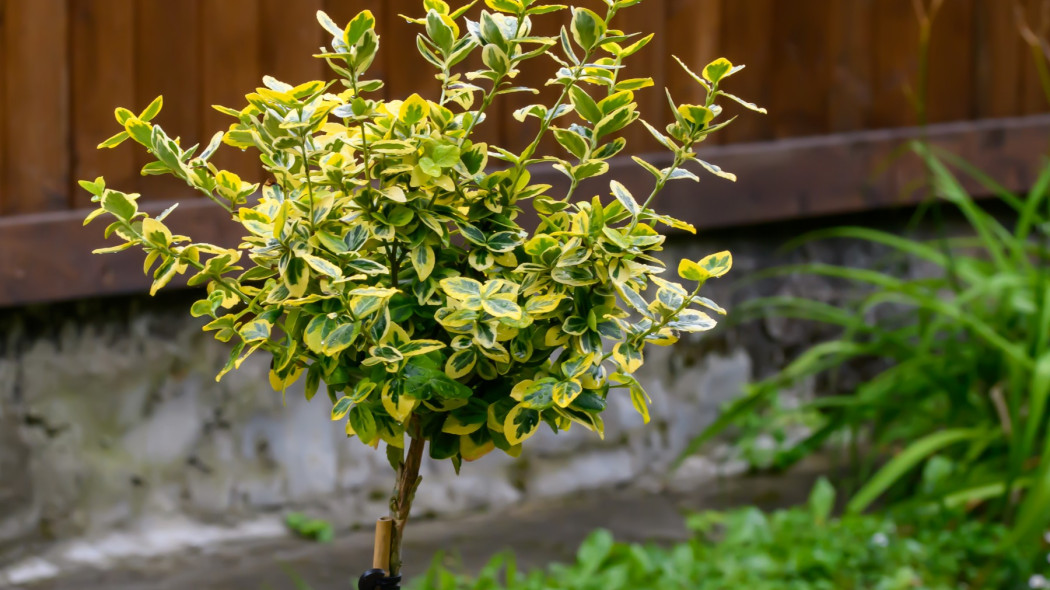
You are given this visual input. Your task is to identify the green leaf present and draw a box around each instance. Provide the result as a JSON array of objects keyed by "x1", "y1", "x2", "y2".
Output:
[
  {"x1": 570, "y1": 7, "x2": 605, "y2": 51},
  {"x1": 441, "y1": 276, "x2": 483, "y2": 300},
  {"x1": 344, "y1": 9, "x2": 376, "y2": 47},
  {"x1": 553, "y1": 380, "x2": 583, "y2": 408},
  {"x1": 513, "y1": 378, "x2": 556, "y2": 410},
  {"x1": 124, "y1": 117, "x2": 153, "y2": 146},
  {"x1": 97, "y1": 131, "x2": 130, "y2": 149},
  {"x1": 847, "y1": 428, "x2": 987, "y2": 513},
  {"x1": 481, "y1": 297, "x2": 522, "y2": 319},
  {"x1": 702, "y1": 57, "x2": 737, "y2": 83},
  {"x1": 610, "y1": 180, "x2": 639, "y2": 216},
  {"x1": 808, "y1": 478, "x2": 835, "y2": 525},
  {"x1": 569, "y1": 86, "x2": 602, "y2": 124},
  {"x1": 552, "y1": 128, "x2": 589, "y2": 159},
  {"x1": 481, "y1": 43, "x2": 510, "y2": 75},
  {"x1": 101, "y1": 191, "x2": 137, "y2": 221},
  {"x1": 239, "y1": 318, "x2": 273, "y2": 342},
  {"x1": 348, "y1": 405, "x2": 378, "y2": 443},
  {"x1": 504, "y1": 404, "x2": 541, "y2": 445},
  {"x1": 322, "y1": 323, "x2": 360, "y2": 355},
  {"x1": 612, "y1": 342, "x2": 643, "y2": 373},
  {"x1": 445, "y1": 349, "x2": 477, "y2": 379},
  {"x1": 301, "y1": 253, "x2": 343, "y2": 279},
  {"x1": 399, "y1": 93, "x2": 430, "y2": 124},
  {"x1": 331, "y1": 396, "x2": 353, "y2": 420},
  {"x1": 138, "y1": 95, "x2": 164, "y2": 121}
]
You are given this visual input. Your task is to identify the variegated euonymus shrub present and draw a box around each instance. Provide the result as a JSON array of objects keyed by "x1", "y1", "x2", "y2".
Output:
[{"x1": 80, "y1": 0, "x2": 761, "y2": 574}]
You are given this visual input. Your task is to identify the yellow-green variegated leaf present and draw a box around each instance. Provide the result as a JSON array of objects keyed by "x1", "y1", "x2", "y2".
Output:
[
  {"x1": 442, "y1": 414, "x2": 484, "y2": 435},
  {"x1": 239, "y1": 318, "x2": 273, "y2": 342},
  {"x1": 348, "y1": 405, "x2": 378, "y2": 444},
  {"x1": 553, "y1": 380, "x2": 583, "y2": 408},
  {"x1": 678, "y1": 258, "x2": 711, "y2": 282},
  {"x1": 269, "y1": 365, "x2": 303, "y2": 392},
  {"x1": 440, "y1": 276, "x2": 483, "y2": 304},
  {"x1": 612, "y1": 342, "x2": 644, "y2": 373},
  {"x1": 629, "y1": 381, "x2": 651, "y2": 424},
  {"x1": 460, "y1": 433, "x2": 496, "y2": 461},
  {"x1": 382, "y1": 382, "x2": 418, "y2": 422},
  {"x1": 525, "y1": 294, "x2": 565, "y2": 317},
  {"x1": 698, "y1": 251, "x2": 732, "y2": 278},
  {"x1": 667, "y1": 310, "x2": 717, "y2": 333},
  {"x1": 331, "y1": 396, "x2": 354, "y2": 420},
  {"x1": 301, "y1": 253, "x2": 343, "y2": 279},
  {"x1": 284, "y1": 257, "x2": 310, "y2": 298},
  {"x1": 481, "y1": 296, "x2": 522, "y2": 320},
  {"x1": 503, "y1": 404, "x2": 541, "y2": 446},
  {"x1": 399, "y1": 93, "x2": 430, "y2": 124},
  {"x1": 411, "y1": 245, "x2": 436, "y2": 280},
  {"x1": 445, "y1": 349, "x2": 477, "y2": 379},
  {"x1": 140, "y1": 217, "x2": 172, "y2": 247},
  {"x1": 513, "y1": 378, "x2": 555, "y2": 410},
  {"x1": 399, "y1": 339, "x2": 445, "y2": 357}
]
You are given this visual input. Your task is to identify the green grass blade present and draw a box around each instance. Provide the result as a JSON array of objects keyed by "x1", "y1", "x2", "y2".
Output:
[
  {"x1": 781, "y1": 226, "x2": 949, "y2": 268},
  {"x1": 847, "y1": 428, "x2": 988, "y2": 513},
  {"x1": 927, "y1": 145, "x2": 1035, "y2": 219},
  {"x1": 1016, "y1": 158, "x2": 1050, "y2": 243},
  {"x1": 914, "y1": 143, "x2": 1012, "y2": 272},
  {"x1": 1022, "y1": 352, "x2": 1050, "y2": 461},
  {"x1": 734, "y1": 296, "x2": 869, "y2": 330}
]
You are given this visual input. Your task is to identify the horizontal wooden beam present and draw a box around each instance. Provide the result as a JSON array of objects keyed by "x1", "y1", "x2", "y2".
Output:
[{"x1": 2, "y1": 114, "x2": 1049, "y2": 308}]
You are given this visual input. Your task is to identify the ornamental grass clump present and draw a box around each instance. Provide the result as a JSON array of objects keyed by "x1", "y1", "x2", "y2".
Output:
[{"x1": 80, "y1": 0, "x2": 761, "y2": 575}]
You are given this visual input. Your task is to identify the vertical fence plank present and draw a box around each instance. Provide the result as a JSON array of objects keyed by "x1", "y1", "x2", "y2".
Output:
[
  {"x1": 1020, "y1": 0, "x2": 1050, "y2": 114},
  {"x1": 719, "y1": 0, "x2": 774, "y2": 143},
  {"x1": 665, "y1": 0, "x2": 722, "y2": 144},
  {"x1": 260, "y1": 0, "x2": 325, "y2": 86},
  {"x1": 975, "y1": 0, "x2": 1024, "y2": 117},
  {"x1": 201, "y1": 0, "x2": 262, "y2": 181},
  {"x1": 135, "y1": 0, "x2": 202, "y2": 200},
  {"x1": 379, "y1": 0, "x2": 441, "y2": 102},
  {"x1": 2, "y1": 0, "x2": 70, "y2": 214},
  {"x1": 870, "y1": 0, "x2": 920, "y2": 129},
  {"x1": 70, "y1": 0, "x2": 137, "y2": 209},
  {"x1": 828, "y1": 0, "x2": 874, "y2": 132},
  {"x1": 0, "y1": 1, "x2": 7, "y2": 215},
  {"x1": 767, "y1": 0, "x2": 830, "y2": 138},
  {"x1": 927, "y1": 0, "x2": 977, "y2": 123},
  {"x1": 617, "y1": 0, "x2": 667, "y2": 153}
]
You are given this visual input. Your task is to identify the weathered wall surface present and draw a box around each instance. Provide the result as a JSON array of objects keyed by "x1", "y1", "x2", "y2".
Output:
[{"x1": 0, "y1": 209, "x2": 912, "y2": 569}]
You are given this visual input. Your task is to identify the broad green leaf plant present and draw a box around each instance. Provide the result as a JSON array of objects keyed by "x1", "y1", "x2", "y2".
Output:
[{"x1": 80, "y1": 0, "x2": 760, "y2": 574}]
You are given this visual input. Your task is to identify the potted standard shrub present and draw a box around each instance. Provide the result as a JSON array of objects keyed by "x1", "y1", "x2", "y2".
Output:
[{"x1": 80, "y1": 0, "x2": 762, "y2": 582}]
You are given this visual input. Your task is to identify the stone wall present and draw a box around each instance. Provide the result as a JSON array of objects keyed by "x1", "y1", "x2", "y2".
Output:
[{"x1": 0, "y1": 207, "x2": 924, "y2": 568}]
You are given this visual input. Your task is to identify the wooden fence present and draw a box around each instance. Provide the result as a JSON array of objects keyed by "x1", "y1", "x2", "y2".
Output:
[{"x1": 1, "y1": 0, "x2": 1049, "y2": 306}]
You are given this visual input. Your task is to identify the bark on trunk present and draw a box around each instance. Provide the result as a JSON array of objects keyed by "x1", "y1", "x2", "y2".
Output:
[{"x1": 388, "y1": 435, "x2": 426, "y2": 576}]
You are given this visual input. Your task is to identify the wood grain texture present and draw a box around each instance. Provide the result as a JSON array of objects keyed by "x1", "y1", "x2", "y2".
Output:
[
  {"x1": 768, "y1": 0, "x2": 831, "y2": 138},
  {"x1": 1020, "y1": 0, "x2": 1050, "y2": 114},
  {"x1": 718, "y1": 0, "x2": 774, "y2": 142},
  {"x1": 6, "y1": 115, "x2": 1050, "y2": 308},
  {"x1": 2, "y1": 0, "x2": 70, "y2": 214},
  {"x1": 870, "y1": 0, "x2": 921, "y2": 129},
  {"x1": 202, "y1": 0, "x2": 262, "y2": 181},
  {"x1": 260, "y1": 0, "x2": 325, "y2": 86},
  {"x1": 135, "y1": 0, "x2": 202, "y2": 200},
  {"x1": 617, "y1": 0, "x2": 668, "y2": 153},
  {"x1": 828, "y1": 0, "x2": 874, "y2": 132},
  {"x1": 975, "y1": 0, "x2": 1025, "y2": 118},
  {"x1": 927, "y1": 0, "x2": 977, "y2": 123},
  {"x1": 0, "y1": 1, "x2": 7, "y2": 215},
  {"x1": 70, "y1": 0, "x2": 137, "y2": 209}
]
